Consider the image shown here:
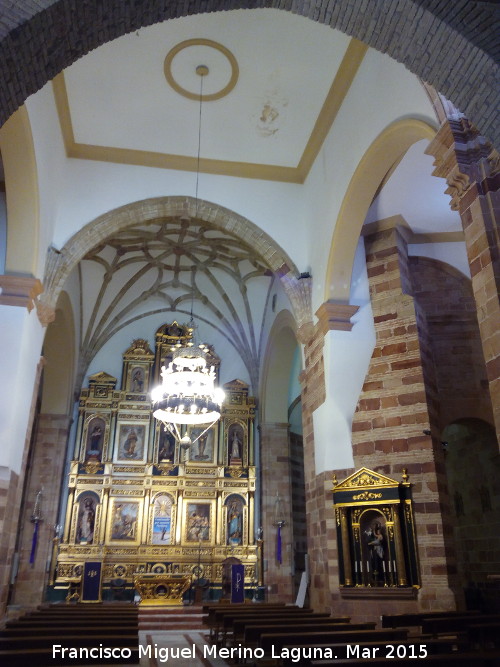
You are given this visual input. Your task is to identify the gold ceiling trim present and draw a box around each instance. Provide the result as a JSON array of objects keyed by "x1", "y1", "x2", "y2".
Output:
[
  {"x1": 52, "y1": 38, "x2": 366, "y2": 184},
  {"x1": 164, "y1": 38, "x2": 239, "y2": 102}
]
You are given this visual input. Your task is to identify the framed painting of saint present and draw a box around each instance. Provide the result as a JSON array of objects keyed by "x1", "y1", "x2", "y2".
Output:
[
  {"x1": 108, "y1": 499, "x2": 141, "y2": 544},
  {"x1": 184, "y1": 501, "x2": 214, "y2": 544},
  {"x1": 114, "y1": 422, "x2": 148, "y2": 463}
]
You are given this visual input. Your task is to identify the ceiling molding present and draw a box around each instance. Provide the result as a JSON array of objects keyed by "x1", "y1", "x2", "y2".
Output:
[{"x1": 51, "y1": 38, "x2": 366, "y2": 184}]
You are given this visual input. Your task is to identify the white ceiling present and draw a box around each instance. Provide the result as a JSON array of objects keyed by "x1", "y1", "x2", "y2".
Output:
[{"x1": 60, "y1": 10, "x2": 352, "y2": 175}]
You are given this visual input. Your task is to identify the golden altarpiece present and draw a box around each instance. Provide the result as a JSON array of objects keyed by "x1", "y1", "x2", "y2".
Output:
[{"x1": 54, "y1": 323, "x2": 258, "y2": 601}]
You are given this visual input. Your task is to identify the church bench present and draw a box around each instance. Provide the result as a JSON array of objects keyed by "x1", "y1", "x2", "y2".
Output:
[
  {"x1": 277, "y1": 637, "x2": 469, "y2": 666},
  {"x1": 259, "y1": 628, "x2": 408, "y2": 656},
  {"x1": 228, "y1": 615, "x2": 346, "y2": 647},
  {"x1": 381, "y1": 610, "x2": 481, "y2": 628},
  {"x1": 249, "y1": 623, "x2": 379, "y2": 654},
  {"x1": 309, "y1": 649, "x2": 500, "y2": 667},
  {"x1": 207, "y1": 605, "x2": 306, "y2": 641},
  {"x1": 5, "y1": 620, "x2": 138, "y2": 632},
  {"x1": 421, "y1": 614, "x2": 500, "y2": 637},
  {"x1": 1, "y1": 624, "x2": 138, "y2": 637},
  {"x1": 0, "y1": 634, "x2": 139, "y2": 651},
  {"x1": 0, "y1": 646, "x2": 139, "y2": 666},
  {"x1": 468, "y1": 621, "x2": 500, "y2": 649}
]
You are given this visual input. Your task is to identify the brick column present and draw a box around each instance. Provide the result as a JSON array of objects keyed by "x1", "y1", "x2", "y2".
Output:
[
  {"x1": 11, "y1": 414, "x2": 71, "y2": 608},
  {"x1": 352, "y1": 226, "x2": 460, "y2": 612},
  {"x1": 426, "y1": 119, "x2": 500, "y2": 443},
  {"x1": 259, "y1": 422, "x2": 294, "y2": 602}
]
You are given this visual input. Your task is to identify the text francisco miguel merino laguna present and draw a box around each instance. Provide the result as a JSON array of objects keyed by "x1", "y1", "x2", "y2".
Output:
[{"x1": 52, "y1": 642, "x2": 429, "y2": 662}]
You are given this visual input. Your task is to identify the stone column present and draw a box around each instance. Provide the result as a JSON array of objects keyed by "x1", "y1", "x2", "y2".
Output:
[
  {"x1": 426, "y1": 119, "x2": 500, "y2": 442},
  {"x1": 351, "y1": 226, "x2": 460, "y2": 612},
  {"x1": 259, "y1": 422, "x2": 293, "y2": 602},
  {"x1": 12, "y1": 414, "x2": 72, "y2": 607}
]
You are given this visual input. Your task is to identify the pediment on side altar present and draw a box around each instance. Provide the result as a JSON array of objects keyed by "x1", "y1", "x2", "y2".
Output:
[{"x1": 334, "y1": 467, "x2": 400, "y2": 491}]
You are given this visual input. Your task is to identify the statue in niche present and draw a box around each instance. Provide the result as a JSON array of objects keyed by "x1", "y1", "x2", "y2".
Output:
[
  {"x1": 228, "y1": 424, "x2": 244, "y2": 464},
  {"x1": 85, "y1": 417, "x2": 105, "y2": 461},
  {"x1": 76, "y1": 496, "x2": 96, "y2": 544},
  {"x1": 227, "y1": 497, "x2": 243, "y2": 546},
  {"x1": 130, "y1": 367, "x2": 144, "y2": 392},
  {"x1": 158, "y1": 428, "x2": 175, "y2": 462}
]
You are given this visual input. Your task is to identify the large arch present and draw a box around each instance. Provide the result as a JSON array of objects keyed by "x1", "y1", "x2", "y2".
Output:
[
  {"x1": 41, "y1": 196, "x2": 313, "y2": 329},
  {"x1": 325, "y1": 118, "x2": 436, "y2": 303},
  {"x1": 0, "y1": 2, "x2": 498, "y2": 147},
  {"x1": 260, "y1": 308, "x2": 299, "y2": 424},
  {"x1": 0, "y1": 107, "x2": 39, "y2": 276}
]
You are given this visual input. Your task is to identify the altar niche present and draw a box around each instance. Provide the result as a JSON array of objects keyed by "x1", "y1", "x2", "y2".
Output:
[
  {"x1": 333, "y1": 468, "x2": 420, "y2": 596},
  {"x1": 54, "y1": 324, "x2": 258, "y2": 602}
]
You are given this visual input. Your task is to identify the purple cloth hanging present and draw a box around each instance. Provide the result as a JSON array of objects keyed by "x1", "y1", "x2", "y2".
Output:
[
  {"x1": 276, "y1": 524, "x2": 282, "y2": 564},
  {"x1": 29, "y1": 521, "x2": 39, "y2": 565}
]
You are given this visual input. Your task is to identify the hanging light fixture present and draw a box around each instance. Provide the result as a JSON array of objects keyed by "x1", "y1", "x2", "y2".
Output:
[{"x1": 151, "y1": 64, "x2": 225, "y2": 445}]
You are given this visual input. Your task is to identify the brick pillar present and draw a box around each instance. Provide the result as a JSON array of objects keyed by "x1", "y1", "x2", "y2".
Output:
[
  {"x1": 426, "y1": 119, "x2": 500, "y2": 443},
  {"x1": 352, "y1": 226, "x2": 460, "y2": 612},
  {"x1": 259, "y1": 422, "x2": 293, "y2": 602},
  {"x1": 11, "y1": 414, "x2": 71, "y2": 608}
]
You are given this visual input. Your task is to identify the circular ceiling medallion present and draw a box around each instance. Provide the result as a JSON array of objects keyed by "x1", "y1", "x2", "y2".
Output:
[{"x1": 164, "y1": 39, "x2": 239, "y2": 101}]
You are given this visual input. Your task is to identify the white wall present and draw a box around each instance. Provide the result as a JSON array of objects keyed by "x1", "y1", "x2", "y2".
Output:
[
  {"x1": 312, "y1": 239, "x2": 375, "y2": 474},
  {"x1": 0, "y1": 306, "x2": 44, "y2": 473}
]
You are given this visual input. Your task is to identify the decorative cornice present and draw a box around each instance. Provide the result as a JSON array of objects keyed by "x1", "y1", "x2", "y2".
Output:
[
  {"x1": 425, "y1": 118, "x2": 499, "y2": 210},
  {"x1": 0, "y1": 275, "x2": 43, "y2": 312},
  {"x1": 315, "y1": 301, "x2": 359, "y2": 334}
]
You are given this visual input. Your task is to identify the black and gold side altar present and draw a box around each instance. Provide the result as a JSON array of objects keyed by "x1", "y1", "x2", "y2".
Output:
[
  {"x1": 333, "y1": 467, "x2": 420, "y2": 599},
  {"x1": 53, "y1": 323, "x2": 258, "y2": 602}
]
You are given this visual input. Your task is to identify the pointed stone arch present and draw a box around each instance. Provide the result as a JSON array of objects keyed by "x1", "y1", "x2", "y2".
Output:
[{"x1": 41, "y1": 196, "x2": 312, "y2": 330}]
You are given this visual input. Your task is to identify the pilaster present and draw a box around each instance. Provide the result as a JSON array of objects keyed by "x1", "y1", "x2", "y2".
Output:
[{"x1": 426, "y1": 119, "x2": 500, "y2": 442}]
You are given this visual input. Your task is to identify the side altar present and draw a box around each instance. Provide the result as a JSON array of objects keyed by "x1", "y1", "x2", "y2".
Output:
[{"x1": 53, "y1": 323, "x2": 258, "y2": 601}]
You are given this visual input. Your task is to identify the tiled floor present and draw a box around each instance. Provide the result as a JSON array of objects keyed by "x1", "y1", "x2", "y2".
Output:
[{"x1": 139, "y1": 631, "x2": 231, "y2": 667}]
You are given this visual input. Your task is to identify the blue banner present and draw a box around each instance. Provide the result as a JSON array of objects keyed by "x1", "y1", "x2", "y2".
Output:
[
  {"x1": 231, "y1": 563, "x2": 245, "y2": 603},
  {"x1": 81, "y1": 561, "x2": 102, "y2": 602}
]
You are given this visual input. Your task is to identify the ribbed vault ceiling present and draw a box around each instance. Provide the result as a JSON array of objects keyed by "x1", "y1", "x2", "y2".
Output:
[{"x1": 78, "y1": 216, "x2": 275, "y2": 391}]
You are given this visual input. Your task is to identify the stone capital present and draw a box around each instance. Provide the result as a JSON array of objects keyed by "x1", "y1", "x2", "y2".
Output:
[
  {"x1": 315, "y1": 301, "x2": 359, "y2": 334},
  {"x1": 426, "y1": 118, "x2": 499, "y2": 210},
  {"x1": 0, "y1": 275, "x2": 43, "y2": 312}
]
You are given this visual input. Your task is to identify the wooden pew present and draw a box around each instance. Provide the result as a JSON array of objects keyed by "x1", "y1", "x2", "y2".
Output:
[
  {"x1": 381, "y1": 610, "x2": 481, "y2": 629},
  {"x1": 229, "y1": 614, "x2": 347, "y2": 648},
  {"x1": 259, "y1": 628, "x2": 408, "y2": 657},
  {"x1": 421, "y1": 614, "x2": 500, "y2": 637},
  {"x1": 278, "y1": 637, "x2": 468, "y2": 666},
  {"x1": 0, "y1": 645, "x2": 139, "y2": 667},
  {"x1": 468, "y1": 621, "x2": 500, "y2": 649},
  {"x1": 208, "y1": 605, "x2": 306, "y2": 642},
  {"x1": 310, "y1": 649, "x2": 500, "y2": 666},
  {"x1": 0, "y1": 634, "x2": 138, "y2": 651}
]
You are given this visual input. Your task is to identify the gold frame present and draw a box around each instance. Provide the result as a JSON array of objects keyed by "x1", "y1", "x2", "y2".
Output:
[
  {"x1": 187, "y1": 424, "x2": 217, "y2": 465},
  {"x1": 114, "y1": 421, "x2": 149, "y2": 464},
  {"x1": 149, "y1": 492, "x2": 176, "y2": 545},
  {"x1": 107, "y1": 497, "x2": 143, "y2": 545},
  {"x1": 183, "y1": 500, "x2": 216, "y2": 545},
  {"x1": 80, "y1": 413, "x2": 111, "y2": 462}
]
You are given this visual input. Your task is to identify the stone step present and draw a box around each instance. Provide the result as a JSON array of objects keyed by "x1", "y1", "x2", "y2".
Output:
[{"x1": 139, "y1": 607, "x2": 205, "y2": 630}]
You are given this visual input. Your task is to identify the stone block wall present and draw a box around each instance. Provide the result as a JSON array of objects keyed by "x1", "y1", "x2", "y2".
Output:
[{"x1": 12, "y1": 414, "x2": 71, "y2": 607}]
